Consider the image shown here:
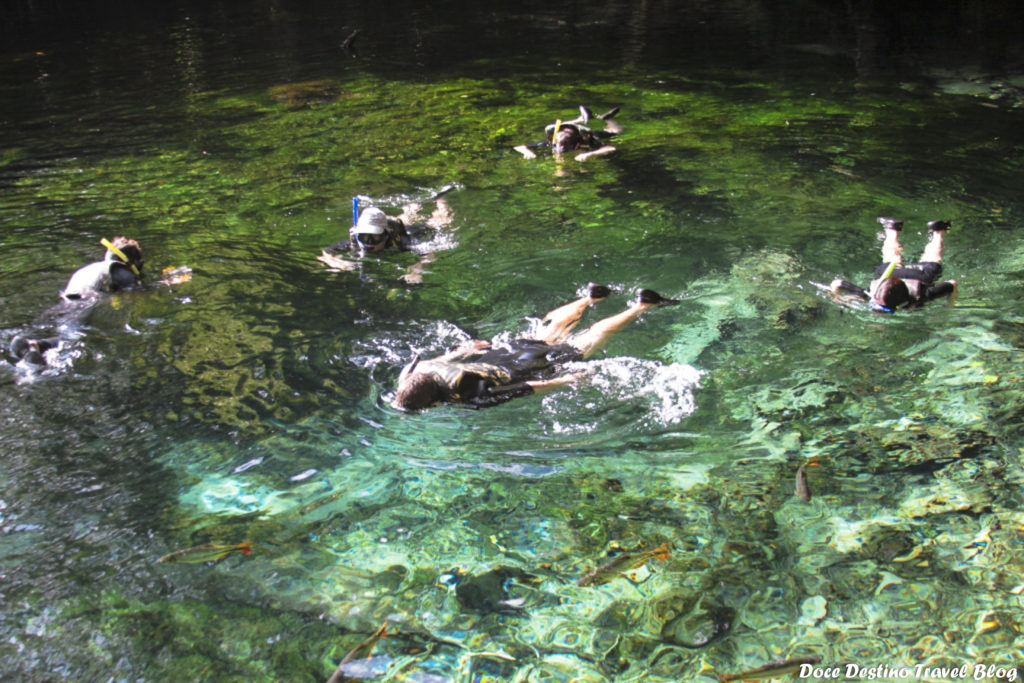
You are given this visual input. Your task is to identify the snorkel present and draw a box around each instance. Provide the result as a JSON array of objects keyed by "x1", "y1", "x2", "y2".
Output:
[
  {"x1": 550, "y1": 119, "x2": 562, "y2": 151},
  {"x1": 351, "y1": 196, "x2": 370, "y2": 257},
  {"x1": 100, "y1": 237, "x2": 140, "y2": 277}
]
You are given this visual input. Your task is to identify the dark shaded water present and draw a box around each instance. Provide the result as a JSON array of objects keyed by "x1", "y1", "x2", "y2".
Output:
[{"x1": 2, "y1": 1, "x2": 1024, "y2": 681}]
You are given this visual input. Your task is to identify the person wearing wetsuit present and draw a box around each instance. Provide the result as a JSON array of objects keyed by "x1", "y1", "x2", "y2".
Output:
[
  {"x1": 8, "y1": 236, "x2": 144, "y2": 364},
  {"x1": 318, "y1": 198, "x2": 455, "y2": 283},
  {"x1": 514, "y1": 105, "x2": 621, "y2": 162},
  {"x1": 320, "y1": 207, "x2": 411, "y2": 261},
  {"x1": 392, "y1": 285, "x2": 679, "y2": 411},
  {"x1": 829, "y1": 218, "x2": 956, "y2": 312}
]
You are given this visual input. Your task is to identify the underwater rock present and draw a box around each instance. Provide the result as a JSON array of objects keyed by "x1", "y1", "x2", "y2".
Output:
[
  {"x1": 732, "y1": 250, "x2": 827, "y2": 329},
  {"x1": 460, "y1": 653, "x2": 520, "y2": 682},
  {"x1": 522, "y1": 654, "x2": 607, "y2": 682},
  {"x1": 899, "y1": 489, "x2": 992, "y2": 519},
  {"x1": 747, "y1": 372, "x2": 845, "y2": 422},
  {"x1": 453, "y1": 565, "x2": 541, "y2": 613},
  {"x1": 661, "y1": 603, "x2": 733, "y2": 648},
  {"x1": 927, "y1": 68, "x2": 1024, "y2": 108},
  {"x1": 374, "y1": 564, "x2": 409, "y2": 592},
  {"x1": 992, "y1": 319, "x2": 1024, "y2": 350},
  {"x1": 651, "y1": 591, "x2": 734, "y2": 648},
  {"x1": 815, "y1": 421, "x2": 997, "y2": 475},
  {"x1": 533, "y1": 619, "x2": 621, "y2": 661}
]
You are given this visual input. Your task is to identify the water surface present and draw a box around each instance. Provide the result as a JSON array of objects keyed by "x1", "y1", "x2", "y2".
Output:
[{"x1": 2, "y1": 1, "x2": 1024, "y2": 681}]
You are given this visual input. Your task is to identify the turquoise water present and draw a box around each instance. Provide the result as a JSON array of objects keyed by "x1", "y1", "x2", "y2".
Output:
[{"x1": 2, "y1": 2, "x2": 1024, "y2": 681}]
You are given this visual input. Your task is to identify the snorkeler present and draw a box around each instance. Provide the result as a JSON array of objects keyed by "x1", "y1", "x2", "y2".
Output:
[
  {"x1": 513, "y1": 105, "x2": 622, "y2": 162},
  {"x1": 827, "y1": 217, "x2": 956, "y2": 312},
  {"x1": 321, "y1": 206, "x2": 411, "y2": 257},
  {"x1": 392, "y1": 284, "x2": 679, "y2": 411},
  {"x1": 318, "y1": 189, "x2": 455, "y2": 283},
  {"x1": 8, "y1": 236, "x2": 145, "y2": 365}
]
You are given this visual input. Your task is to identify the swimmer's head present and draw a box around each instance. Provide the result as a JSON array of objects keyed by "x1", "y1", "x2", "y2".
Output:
[
  {"x1": 351, "y1": 207, "x2": 390, "y2": 252},
  {"x1": 393, "y1": 372, "x2": 443, "y2": 411},
  {"x1": 104, "y1": 236, "x2": 144, "y2": 274},
  {"x1": 872, "y1": 276, "x2": 910, "y2": 311},
  {"x1": 551, "y1": 125, "x2": 584, "y2": 152}
]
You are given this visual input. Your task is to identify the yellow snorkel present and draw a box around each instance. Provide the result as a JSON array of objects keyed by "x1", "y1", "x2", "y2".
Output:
[
  {"x1": 100, "y1": 237, "x2": 141, "y2": 277},
  {"x1": 551, "y1": 119, "x2": 562, "y2": 149}
]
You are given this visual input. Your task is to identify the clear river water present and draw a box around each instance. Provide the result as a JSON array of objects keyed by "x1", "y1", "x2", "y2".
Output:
[{"x1": 2, "y1": 1, "x2": 1023, "y2": 681}]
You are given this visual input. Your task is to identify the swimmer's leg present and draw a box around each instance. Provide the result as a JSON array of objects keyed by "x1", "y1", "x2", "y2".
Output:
[
  {"x1": 539, "y1": 284, "x2": 611, "y2": 345},
  {"x1": 919, "y1": 220, "x2": 950, "y2": 264},
  {"x1": 879, "y1": 217, "x2": 904, "y2": 265},
  {"x1": 569, "y1": 289, "x2": 676, "y2": 359}
]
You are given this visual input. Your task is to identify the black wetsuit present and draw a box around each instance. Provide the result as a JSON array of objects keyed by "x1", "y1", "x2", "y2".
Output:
[
  {"x1": 8, "y1": 257, "x2": 141, "y2": 363},
  {"x1": 414, "y1": 339, "x2": 583, "y2": 408},
  {"x1": 833, "y1": 261, "x2": 955, "y2": 309}
]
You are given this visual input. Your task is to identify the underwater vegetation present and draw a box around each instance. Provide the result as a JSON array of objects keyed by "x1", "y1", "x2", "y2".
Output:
[{"x1": 2, "y1": 1, "x2": 1024, "y2": 681}]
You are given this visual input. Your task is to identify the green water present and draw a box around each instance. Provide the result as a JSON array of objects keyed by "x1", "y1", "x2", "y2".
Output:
[{"x1": 2, "y1": 2, "x2": 1024, "y2": 681}]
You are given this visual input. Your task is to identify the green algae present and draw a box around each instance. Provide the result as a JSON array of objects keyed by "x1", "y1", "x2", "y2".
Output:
[{"x1": 2, "y1": 8, "x2": 1024, "y2": 683}]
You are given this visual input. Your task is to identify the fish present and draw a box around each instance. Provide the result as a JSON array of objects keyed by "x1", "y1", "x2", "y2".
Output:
[
  {"x1": 719, "y1": 655, "x2": 823, "y2": 682},
  {"x1": 576, "y1": 542, "x2": 672, "y2": 587},
  {"x1": 794, "y1": 456, "x2": 819, "y2": 501},
  {"x1": 326, "y1": 622, "x2": 388, "y2": 683},
  {"x1": 157, "y1": 541, "x2": 253, "y2": 564}
]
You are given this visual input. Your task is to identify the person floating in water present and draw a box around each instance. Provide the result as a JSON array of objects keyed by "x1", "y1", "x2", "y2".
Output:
[
  {"x1": 392, "y1": 284, "x2": 679, "y2": 411},
  {"x1": 318, "y1": 188, "x2": 455, "y2": 283},
  {"x1": 8, "y1": 236, "x2": 145, "y2": 365},
  {"x1": 514, "y1": 105, "x2": 621, "y2": 162},
  {"x1": 828, "y1": 217, "x2": 957, "y2": 312}
]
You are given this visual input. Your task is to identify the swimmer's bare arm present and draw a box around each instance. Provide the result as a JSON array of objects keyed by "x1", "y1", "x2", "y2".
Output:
[
  {"x1": 524, "y1": 368, "x2": 592, "y2": 394},
  {"x1": 829, "y1": 278, "x2": 869, "y2": 300},
  {"x1": 574, "y1": 146, "x2": 615, "y2": 162},
  {"x1": 318, "y1": 250, "x2": 360, "y2": 271},
  {"x1": 514, "y1": 145, "x2": 537, "y2": 159}
]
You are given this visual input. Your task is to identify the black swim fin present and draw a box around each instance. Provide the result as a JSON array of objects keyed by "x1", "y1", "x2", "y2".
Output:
[{"x1": 635, "y1": 288, "x2": 679, "y2": 307}]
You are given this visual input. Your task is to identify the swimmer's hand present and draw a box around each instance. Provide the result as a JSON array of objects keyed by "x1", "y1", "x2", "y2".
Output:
[
  {"x1": 514, "y1": 145, "x2": 537, "y2": 160},
  {"x1": 399, "y1": 270, "x2": 423, "y2": 285}
]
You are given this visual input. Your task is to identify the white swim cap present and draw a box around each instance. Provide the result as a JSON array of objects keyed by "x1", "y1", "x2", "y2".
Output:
[{"x1": 354, "y1": 207, "x2": 388, "y2": 235}]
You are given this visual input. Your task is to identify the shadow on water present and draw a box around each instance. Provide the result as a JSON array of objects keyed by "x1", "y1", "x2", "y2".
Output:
[{"x1": 2, "y1": 0, "x2": 1024, "y2": 681}]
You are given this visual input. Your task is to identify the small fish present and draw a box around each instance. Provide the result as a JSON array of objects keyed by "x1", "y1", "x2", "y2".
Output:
[
  {"x1": 719, "y1": 655, "x2": 823, "y2": 682},
  {"x1": 327, "y1": 622, "x2": 388, "y2": 683},
  {"x1": 794, "y1": 456, "x2": 819, "y2": 501},
  {"x1": 829, "y1": 164, "x2": 859, "y2": 178},
  {"x1": 157, "y1": 541, "x2": 253, "y2": 564},
  {"x1": 576, "y1": 542, "x2": 672, "y2": 587}
]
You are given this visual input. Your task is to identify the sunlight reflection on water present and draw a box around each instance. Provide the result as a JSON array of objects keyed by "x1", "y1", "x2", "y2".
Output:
[{"x1": 2, "y1": 3, "x2": 1024, "y2": 679}]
